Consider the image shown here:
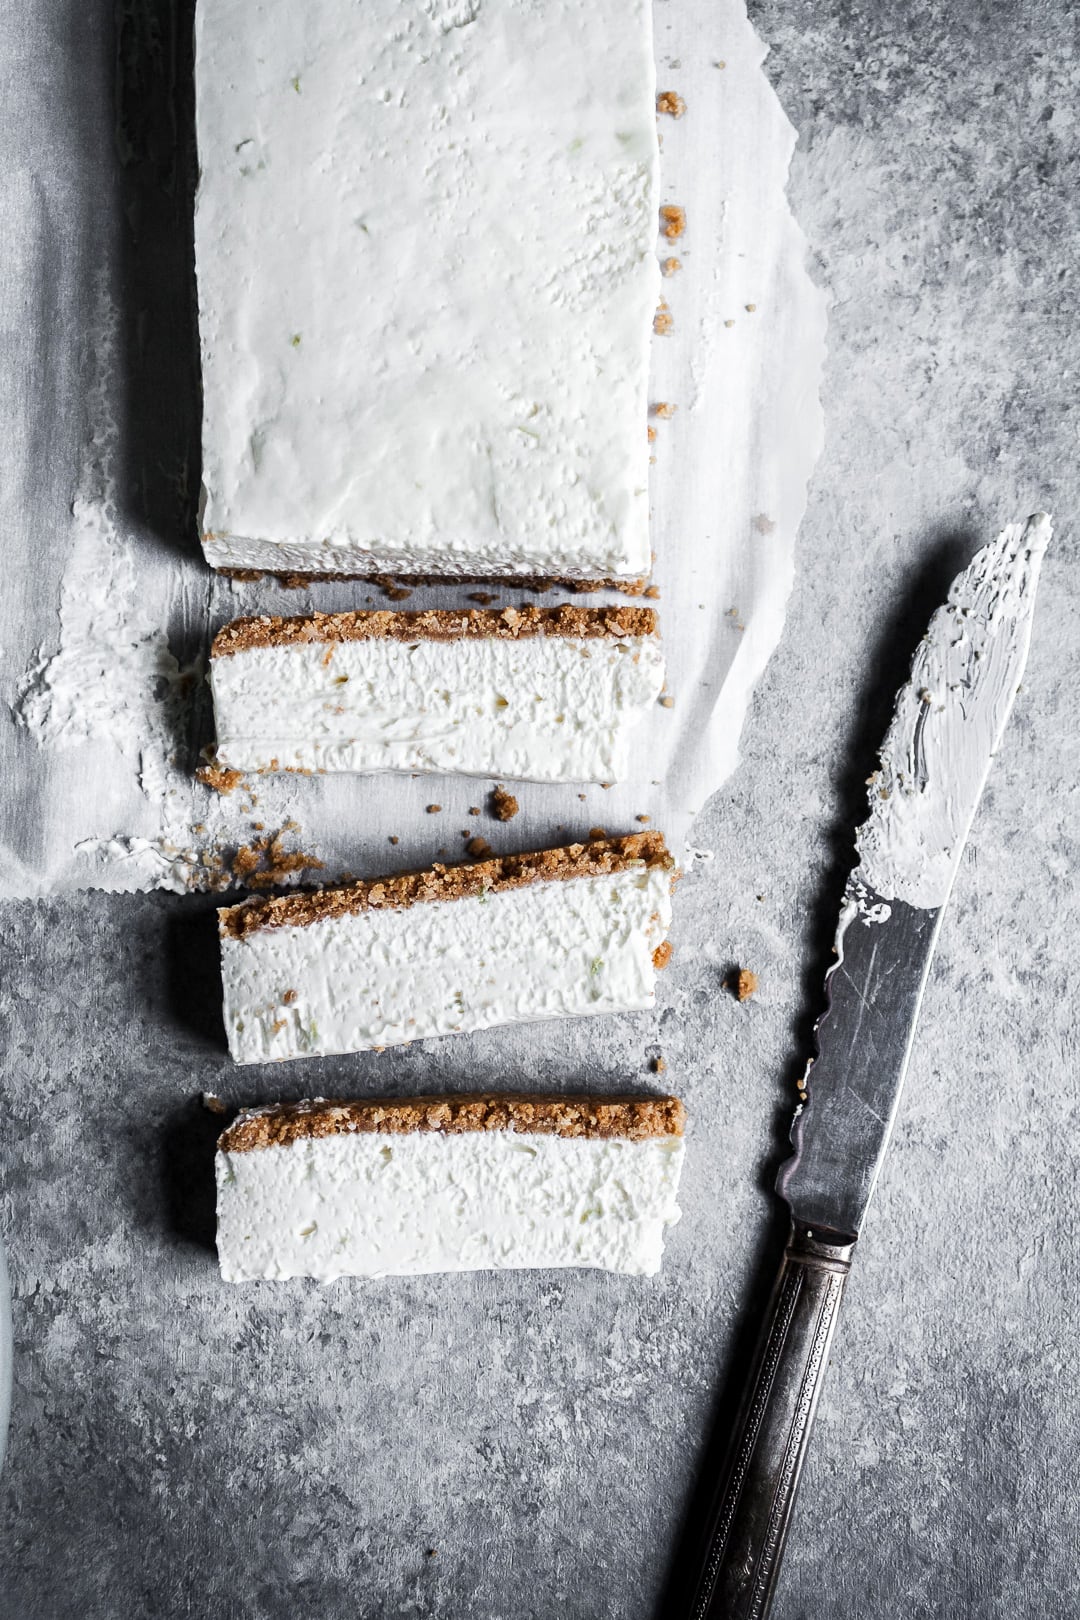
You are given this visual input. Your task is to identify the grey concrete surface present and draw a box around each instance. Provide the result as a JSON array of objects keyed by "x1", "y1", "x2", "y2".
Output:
[{"x1": 2, "y1": 1, "x2": 1079, "y2": 1616}]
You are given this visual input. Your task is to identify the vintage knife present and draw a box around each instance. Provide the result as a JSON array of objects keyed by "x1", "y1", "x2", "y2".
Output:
[{"x1": 684, "y1": 513, "x2": 1051, "y2": 1620}]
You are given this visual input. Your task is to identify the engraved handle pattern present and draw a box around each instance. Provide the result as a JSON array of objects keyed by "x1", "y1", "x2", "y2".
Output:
[{"x1": 685, "y1": 1224, "x2": 855, "y2": 1620}]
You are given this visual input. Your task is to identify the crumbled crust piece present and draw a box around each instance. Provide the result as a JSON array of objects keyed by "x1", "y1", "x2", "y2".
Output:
[
  {"x1": 652, "y1": 402, "x2": 676, "y2": 419},
  {"x1": 217, "y1": 566, "x2": 651, "y2": 597},
  {"x1": 736, "y1": 968, "x2": 759, "y2": 1001},
  {"x1": 662, "y1": 257, "x2": 682, "y2": 277},
  {"x1": 219, "y1": 831, "x2": 674, "y2": 940},
  {"x1": 197, "y1": 763, "x2": 246, "y2": 796},
  {"x1": 229, "y1": 831, "x2": 325, "y2": 889},
  {"x1": 660, "y1": 205, "x2": 686, "y2": 240},
  {"x1": 656, "y1": 90, "x2": 686, "y2": 118},
  {"x1": 466, "y1": 837, "x2": 491, "y2": 858},
  {"x1": 652, "y1": 941, "x2": 673, "y2": 971},
  {"x1": 490, "y1": 786, "x2": 519, "y2": 822},
  {"x1": 212, "y1": 603, "x2": 658, "y2": 657},
  {"x1": 654, "y1": 303, "x2": 674, "y2": 336},
  {"x1": 219, "y1": 1091, "x2": 687, "y2": 1153}
]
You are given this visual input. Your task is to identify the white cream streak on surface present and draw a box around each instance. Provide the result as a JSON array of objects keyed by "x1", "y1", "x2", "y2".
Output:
[
  {"x1": 220, "y1": 864, "x2": 673, "y2": 1065},
  {"x1": 194, "y1": 0, "x2": 658, "y2": 578},
  {"x1": 856, "y1": 514, "x2": 1051, "y2": 909},
  {"x1": 210, "y1": 634, "x2": 665, "y2": 783},
  {"x1": 216, "y1": 1130, "x2": 685, "y2": 1280}
]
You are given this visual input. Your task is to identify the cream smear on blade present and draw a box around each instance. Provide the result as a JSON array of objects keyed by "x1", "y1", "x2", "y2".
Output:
[{"x1": 857, "y1": 514, "x2": 1051, "y2": 910}]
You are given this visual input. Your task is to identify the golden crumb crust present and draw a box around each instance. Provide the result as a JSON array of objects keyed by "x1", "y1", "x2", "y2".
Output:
[
  {"x1": 214, "y1": 566, "x2": 651, "y2": 596},
  {"x1": 212, "y1": 603, "x2": 658, "y2": 658},
  {"x1": 219, "y1": 1092, "x2": 686, "y2": 1154},
  {"x1": 219, "y1": 831, "x2": 673, "y2": 941}
]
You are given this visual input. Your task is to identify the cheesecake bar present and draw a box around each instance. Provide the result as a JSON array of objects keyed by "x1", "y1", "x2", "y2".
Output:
[
  {"x1": 219, "y1": 833, "x2": 675, "y2": 1065},
  {"x1": 216, "y1": 1093, "x2": 686, "y2": 1280},
  {"x1": 194, "y1": 0, "x2": 658, "y2": 580},
  {"x1": 209, "y1": 604, "x2": 665, "y2": 784}
]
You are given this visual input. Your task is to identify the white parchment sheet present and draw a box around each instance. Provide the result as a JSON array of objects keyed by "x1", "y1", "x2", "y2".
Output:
[{"x1": 0, "y1": 1, "x2": 826, "y2": 897}]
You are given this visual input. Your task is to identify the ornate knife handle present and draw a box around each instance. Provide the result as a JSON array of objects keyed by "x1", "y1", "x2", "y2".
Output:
[{"x1": 685, "y1": 1223, "x2": 855, "y2": 1620}]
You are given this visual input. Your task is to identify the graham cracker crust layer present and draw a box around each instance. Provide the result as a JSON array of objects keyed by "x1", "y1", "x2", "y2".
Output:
[
  {"x1": 219, "y1": 1092, "x2": 686, "y2": 1154},
  {"x1": 213, "y1": 603, "x2": 658, "y2": 658},
  {"x1": 219, "y1": 830, "x2": 673, "y2": 941},
  {"x1": 215, "y1": 565, "x2": 651, "y2": 596}
]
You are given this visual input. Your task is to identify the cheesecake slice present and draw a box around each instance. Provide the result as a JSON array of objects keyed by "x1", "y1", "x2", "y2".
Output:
[
  {"x1": 216, "y1": 1092, "x2": 686, "y2": 1280},
  {"x1": 194, "y1": 0, "x2": 658, "y2": 580},
  {"x1": 219, "y1": 833, "x2": 675, "y2": 1065},
  {"x1": 209, "y1": 604, "x2": 665, "y2": 784}
]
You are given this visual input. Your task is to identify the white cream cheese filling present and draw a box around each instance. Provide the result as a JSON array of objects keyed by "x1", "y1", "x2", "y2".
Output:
[
  {"x1": 220, "y1": 863, "x2": 673, "y2": 1065},
  {"x1": 210, "y1": 633, "x2": 665, "y2": 783},
  {"x1": 216, "y1": 1129, "x2": 684, "y2": 1280},
  {"x1": 194, "y1": 0, "x2": 658, "y2": 578}
]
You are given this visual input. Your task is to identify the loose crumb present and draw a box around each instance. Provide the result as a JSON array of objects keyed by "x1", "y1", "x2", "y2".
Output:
[
  {"x1": 734, "y1": 969, "x2": 759, "y2": 1002},
  {"x1": 389, "y1": 835, "x2": 400, "y2": 845},
  {"x1": 660, "y1": 205, "x2": 686, "y2": 239},
  {"x1": 745, "y1": 303, "x2": 757, "y2": 313},
  {"x1": 656, "y1": 90, "x2": 686, "y2": 118},
  {"x1": 659, "y1": 694, "x2": 675, "y2": 708},
  {"x1": 469, "y1": 806, "x2": 481, "y2": 816},
  {"x1": 662, "y1": 257, "x2": 682, "y2": 276},
  {"x1": 490, "y1": 785, "x2": 519, "y2": 822},
  {"x1": 230, "y1": 830, "x2": 325, "y2": 890},
  {"x1": 724, "y1": 319, "x2": 736, "y2": 329},
  {"x1": 647, "y1": 425, "x2": 657, "y2": 443},
  {"x1": 650, "y1": 1056, "x2": 666, "y2": 1074},
  {"x1": 283, "y1": 988, "x2": 298, "y2": 1005},
  {"x1": 466, "y1": 837, "x2": 492, "y2": 858},
  {"x1": 653, "y1": 942, "x2": 673, "y2": 971},
  {"x1": 196, "y1": 762, "x2": 245, "y2": 796},
  {"x1": 426, "y1": 804, "x2": 442, "y2": 814},
  {"x1": 201, "y1": 1092, "x2": 227, "y2": 1115},
  {"x1": 652, "y1": 402, "x2": 676, "y2": 419},
  {"x1": 468, "y1": 592, "x2": 497, "y2": 605},
  {"x1": 644, "y1": 584, "x2": 661, "y2": 600},
  {"x1": 588, "y1": 827, "x2": 607, "y2": 840},
  {"x1": 636, "y1": 814, "x2": 651, "y2": 824},
  {"x1": 654, "y1": 304, "x2": 674, "y2": 336}
]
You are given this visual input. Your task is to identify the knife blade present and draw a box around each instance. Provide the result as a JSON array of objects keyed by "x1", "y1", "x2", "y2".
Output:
[{"x1": 684, "y1": 512, "x2": 1051, "y2": 1620}]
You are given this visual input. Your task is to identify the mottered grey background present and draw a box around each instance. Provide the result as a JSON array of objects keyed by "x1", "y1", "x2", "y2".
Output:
[{"x1": 1, "y1": 1, "x2": 1078, "y2": 1616}]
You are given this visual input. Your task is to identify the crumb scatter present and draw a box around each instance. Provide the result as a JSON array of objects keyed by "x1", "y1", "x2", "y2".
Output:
[{"x1": 490, "y1": 785, "x2": 519, "y2": 822}]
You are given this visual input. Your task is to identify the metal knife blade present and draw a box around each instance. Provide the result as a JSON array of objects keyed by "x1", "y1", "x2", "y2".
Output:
[{"x1": 778, "y1": 512, "x2": 1052, "y2": 1239}]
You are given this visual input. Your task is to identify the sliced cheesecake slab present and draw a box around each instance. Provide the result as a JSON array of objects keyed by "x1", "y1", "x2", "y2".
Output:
[
  {"x1": 216, "y1": 1092, "x2": 686, "y2": 1280},
  {"x1": 219, "y1": 833, "x2": 675, "y2": 1065},
  {"x1": 209, "y1": 604, "x2": 665, "y2": 784},
  {"x1": 195, "y1": 0, "x2": 658, "y2": 580}
]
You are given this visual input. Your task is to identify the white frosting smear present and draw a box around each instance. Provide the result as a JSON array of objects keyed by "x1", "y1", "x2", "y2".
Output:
[
  {"x1": 211, "y1": 633, "x2": 665, "y2": 783},
  {"x1": 856, "y1": 514, "x2": 1051, "y2": 909},
  {"x1": 221, "y1": 863, "x2": 673, "y2": 1064},
  {"x1": 217, "y1": 1128, "x2": 685, "y2": 1280},
  {"x1": 195, "y1": 0, "x2": 657, "y2": 578}
]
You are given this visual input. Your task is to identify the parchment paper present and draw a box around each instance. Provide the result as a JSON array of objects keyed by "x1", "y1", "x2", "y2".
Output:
[{"x1": 0, "y1": 0, "x2": 825, "y2": 897}]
